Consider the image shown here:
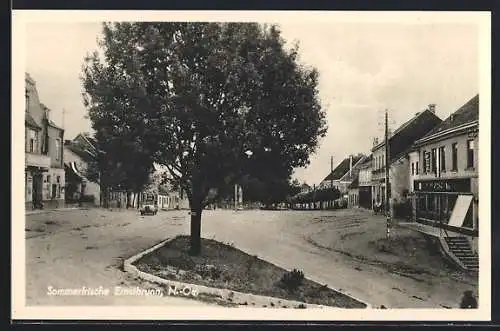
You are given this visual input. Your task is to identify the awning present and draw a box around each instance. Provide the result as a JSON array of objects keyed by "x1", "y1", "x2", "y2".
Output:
[{"x1": 448, "y1": 195, "x2": 473, "y2": 228}]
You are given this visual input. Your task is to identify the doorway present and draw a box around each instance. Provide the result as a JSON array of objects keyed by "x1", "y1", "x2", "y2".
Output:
[{"x1": 32, "y1": 173, "x2": 43, "y2": 209}]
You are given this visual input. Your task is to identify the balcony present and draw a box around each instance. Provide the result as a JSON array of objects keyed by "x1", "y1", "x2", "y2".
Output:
[{"x1": 25, "y1": 152, "x2": 50, "y2": 169}]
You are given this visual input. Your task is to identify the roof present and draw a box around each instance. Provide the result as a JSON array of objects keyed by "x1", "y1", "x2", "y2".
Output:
[
  {"x1": 48, "y1": 119, "x2": 64, "y2": 131},
  {"x1": 372, "y1": 109, "x2": 442, "y2": 163},
  {"x1": 65, "y1": 143, "x2": 97, "y2": 162},
  {"x1": 357, "y1": 154, "x2": 372, "y2": 169},
  {"x1": 25, "y1": 72, "x2": 35, "y2": 85},
  {"x1": 348, "y1": 176, "x2": 359, "y2": 189},
  {"x1": 322, "y1": 154, "x2": 365, "y2": 182},
  {"x1": 25, "y1": 113, "x2": 41, "y2": 130},
  {"x1": 417, "y1": 95, "x2": 478, "y2": 140}
]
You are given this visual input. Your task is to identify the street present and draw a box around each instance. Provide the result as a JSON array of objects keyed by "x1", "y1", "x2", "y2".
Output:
[{"x1": 25, "y1": 208, "x2": 477, "y2": 308}]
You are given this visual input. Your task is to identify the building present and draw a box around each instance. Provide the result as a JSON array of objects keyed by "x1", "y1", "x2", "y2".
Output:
[
  {"x1": 25, "y1": 73, "x2": 65, "y2": 210},
  {"x1": 356, "y1": 155, "x2": 373, "y2": 209},
  {"x1": 150, "y1": 163, "x2": 190, "y2": 210},
  {"x1": 371, "y1": 105, "x2": 442, "y2": 213},
  {"x1": 408, "y1": 95, "x2": 479, "y2": 252},
  {"x1": 320, "y1": 154, "x2": 367, "y2": 193},
  {"x1": 347, "y1": 176, "x2": 359, "y2": 208},
  {"x1": 64, "y1": 133, "x2": 101, "y2": 206}
]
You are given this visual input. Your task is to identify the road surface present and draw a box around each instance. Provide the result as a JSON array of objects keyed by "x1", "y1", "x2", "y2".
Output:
[{"x1": 24, "y1": 208, "x2": 477, "y2": 308}]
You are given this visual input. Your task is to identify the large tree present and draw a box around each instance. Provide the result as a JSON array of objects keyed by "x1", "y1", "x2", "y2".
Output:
[{"x1": 82, "y1": 22, "x2": 327, "y2": 255}]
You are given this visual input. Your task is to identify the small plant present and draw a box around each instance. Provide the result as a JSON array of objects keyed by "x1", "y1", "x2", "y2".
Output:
[{"x1": 279, "y1": 268, "x2": 305, "y2": 292}]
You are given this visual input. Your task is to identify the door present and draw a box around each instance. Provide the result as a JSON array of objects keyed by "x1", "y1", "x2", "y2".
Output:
[{"x1": 32, "y1": 173, "x2": 43, "y2": 208}]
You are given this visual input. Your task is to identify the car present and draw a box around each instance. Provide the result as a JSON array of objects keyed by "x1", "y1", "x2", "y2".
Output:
[{"x1": 140, "y1": 201, "x2": 158, "y2": 215}]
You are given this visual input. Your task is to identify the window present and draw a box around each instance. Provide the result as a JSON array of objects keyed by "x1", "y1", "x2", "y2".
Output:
[
  {"x1": 56, "y1": 176, "x2": 60, "y2": 183},
  {"x1": 422, "y1": 150, "x2": 428, "y2": 173},
  {"x1": 439, "y1": 146, "x2": 446, "y2": 171},
  {"x1": 451, "y1": 143, "x2": 458, "y2": 170},
  {"x1": 28, "y1": 130, "x2": 37, "y2": 153},
  {"x1": 411, "y1": 163, "x2": 415, "y2": 176},
  {"x1": 47, "y1": 175, "x2": 51, "y2": 183},
  {"x1": 55, "y1": 139, "x2": 61, "y2": 160},
  {"x1": 431, "y1": 148, "x2": 437, "y2": 174},
  {"x1": 467, "y1": 140, "x2": 475, "y2": 168},
  {"x1": 416, "y1": 161, "x2": 419, "y2": 175}
]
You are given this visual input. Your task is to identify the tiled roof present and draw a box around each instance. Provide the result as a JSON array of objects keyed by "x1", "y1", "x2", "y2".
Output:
[
  {"x1": 418, "y1": 94, "x2": 479, "y2": 139},
  {"x1": 25, "y1": 113, "x2": 41, "y2": 130},
  {"x1": 65, "y1": 143, "x2": 96, "y2": 162},
  {"x1": 48, "y1": 119, "x2": 64, "y2": 131},
  {"x1": 322, "y1": 154, "x2": 365, "y2": 182},
  {"x1": 374, "y1": 109, "x2": 442, "y2": 164}
]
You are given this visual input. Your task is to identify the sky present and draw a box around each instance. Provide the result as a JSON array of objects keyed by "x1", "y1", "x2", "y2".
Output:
[{"x1": 25, "y1": 20, "x2": 479, "y2": 185}]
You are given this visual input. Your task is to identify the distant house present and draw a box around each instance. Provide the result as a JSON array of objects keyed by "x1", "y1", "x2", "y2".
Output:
[
  {"x1": 347, "y1": 176, "x2": 360, "y2": 208},
  {"x1": 354, "y1": 155, "x2": 373, "y2": 209},
  {"x1": 371, "y1": 105, "x2": 442, "y2": 211},
  {"x1": 319, "y1": 154, "x2": 367, "y2": 193},
  {"x1": 63, "y1": 133, "x2": 101, "y2": 206},
  {"x1": 409, "y1": 95, "x2": 479, "y2": 250},
  {"x1": 150, "y1": 163, "x2": 190, "y2": 210}
]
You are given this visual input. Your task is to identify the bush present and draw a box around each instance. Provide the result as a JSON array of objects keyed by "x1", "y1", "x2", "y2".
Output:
[{"x1": 279, "y1": 268, "x2": 305, "y2": 292}]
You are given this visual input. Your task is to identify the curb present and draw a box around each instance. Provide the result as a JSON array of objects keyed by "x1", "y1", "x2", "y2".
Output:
[{"x1": 124, "y1": 238, "x2": 372, "y2": 309}]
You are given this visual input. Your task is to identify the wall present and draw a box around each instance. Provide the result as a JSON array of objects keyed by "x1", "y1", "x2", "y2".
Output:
[
  {"x1": 348, "y1": 188, "x2": 359, "y2": 208},
  {"x1": 48, "y1": 125, "x2": 64, "y2": 168},
  {"x1": 371, "y1": 147, "x2": 386, "y2": 183},
  {"x1": 412, "y1": 132, "x2": 478, "y2": 184},
  {"x1": 64, "y1": 147, "x2": 100, "y2": 206},
  {"x1": 389, "y1": 157, "x2": 410, "y2": 202},
  {"x1": 408, "y1": 150, "x2": 420, "y2": 192},
  {"x1": 358, "y1": 167, "x2": 372, "y2": 187},
  {"x1": 412, "y1": 130, "x2": 479, "y2": 232}
]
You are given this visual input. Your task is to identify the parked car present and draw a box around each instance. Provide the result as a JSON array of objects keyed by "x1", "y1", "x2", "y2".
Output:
[{"x1": 140, "y1": 201, "x2": 158, "y2": 215}]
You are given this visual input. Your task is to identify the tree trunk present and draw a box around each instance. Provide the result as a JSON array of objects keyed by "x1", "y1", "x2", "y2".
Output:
[
  {"x1": 189, "y1": 202, "x2": 203, "y2": 256},
  {"x1": 126, "y1": 191, "x2": 132, "y2": 208},
  {"x1": 102, "y1": 186, "x2": 109, "y2": 208}
]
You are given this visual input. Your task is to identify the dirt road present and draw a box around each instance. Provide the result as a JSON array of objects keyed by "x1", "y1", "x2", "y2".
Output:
[{"x1": 24, "y1": 208, "x2": 478, "y2": 308}]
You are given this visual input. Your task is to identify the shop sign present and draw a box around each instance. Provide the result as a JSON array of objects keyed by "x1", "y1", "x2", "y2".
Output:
[{"x1": 414, "y1": 178, "x2": 471, "y2": 192}]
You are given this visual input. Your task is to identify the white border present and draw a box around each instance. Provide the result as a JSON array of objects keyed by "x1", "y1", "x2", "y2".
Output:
[{"x1": 12, "y1": 10, "x2": 491, "y2": 321}]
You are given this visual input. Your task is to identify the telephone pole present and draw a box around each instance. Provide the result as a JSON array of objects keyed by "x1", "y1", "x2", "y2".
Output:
[{"x1": 384, "y1": 109, "x2": 391, "y2": 240}]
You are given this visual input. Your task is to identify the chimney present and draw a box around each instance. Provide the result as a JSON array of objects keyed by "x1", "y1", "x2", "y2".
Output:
[
  {"x1": 428, "y1": 104, "x2": 436, "y2": 114},
  {"x1": 349, "y1": 155, "x2": 353, "y2": 177},
  {"x1": 331, "y1": 156, "x2": 333, "y2": 172}
]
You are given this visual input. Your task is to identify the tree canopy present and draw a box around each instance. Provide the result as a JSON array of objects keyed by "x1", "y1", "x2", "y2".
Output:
[{"x1": 81, "y1": 22, "x2": 327, "y2": 254}]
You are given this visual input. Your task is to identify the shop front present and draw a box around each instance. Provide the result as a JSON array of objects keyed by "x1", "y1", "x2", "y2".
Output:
[{"x1": 413, "y1": 178, "x2": 477, "y2": 236}]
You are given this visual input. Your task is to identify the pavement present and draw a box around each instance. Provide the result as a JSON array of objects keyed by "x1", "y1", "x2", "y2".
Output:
[{"x1": 24, "y1": 208, "x2": 477, "y2": 308}]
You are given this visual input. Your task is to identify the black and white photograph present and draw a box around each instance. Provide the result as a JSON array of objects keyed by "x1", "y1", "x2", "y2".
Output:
[{"x1": 12, "y1": 10, "x2": 491, "y2": 321}]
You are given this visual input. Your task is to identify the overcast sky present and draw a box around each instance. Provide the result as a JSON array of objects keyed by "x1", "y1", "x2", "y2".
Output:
[{"x1": 25, "y1": 20, "x2": 479, "y2": 185}]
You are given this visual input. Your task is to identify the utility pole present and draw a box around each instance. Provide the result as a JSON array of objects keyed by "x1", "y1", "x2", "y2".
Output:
[{"x1": 384, "y1": 109, "x2": 391, "y2": 240}]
